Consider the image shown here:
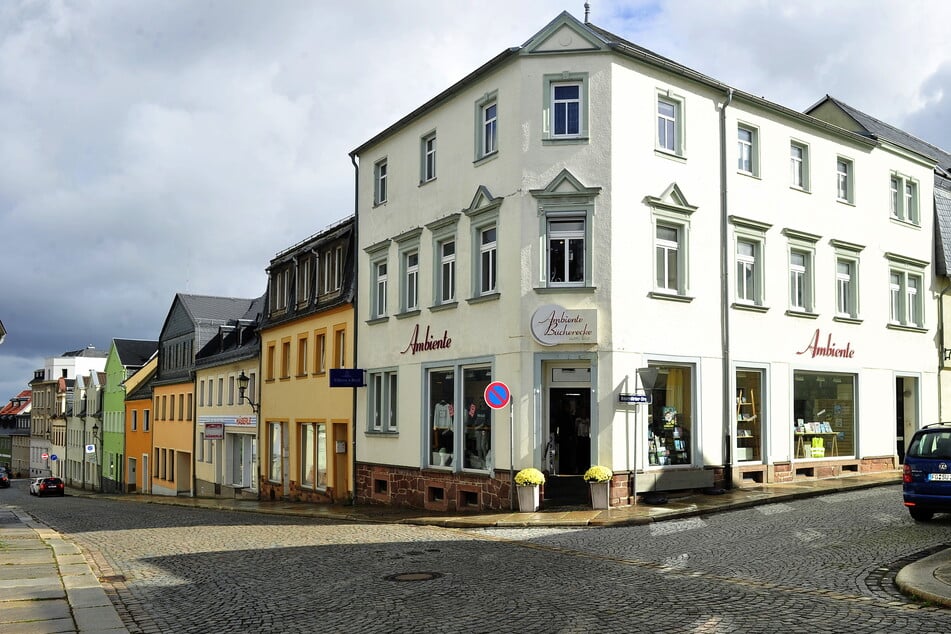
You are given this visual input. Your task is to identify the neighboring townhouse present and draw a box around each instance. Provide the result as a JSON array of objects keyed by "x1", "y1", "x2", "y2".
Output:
[
  {"x1": 350, "y1": 11, "x2": 938, "y2": 512},
  {"x1": 806, "y1": 97, "x2": 951, "y2": 446},
  {"x1": 151, "y1": 293, "x2": 259, "y2": 497},
  {"x1": 66, "y1": 370, "x2": 106, "y2": 490},
  {"x1": 937, "y1": 180, "x2": 951, "y2": 424},
  {"x1": 124, "y1": 354, "x2": 157, "y2": 493},
  {"x1": 29, "y1": 346, "x2": 106, "y2": 478},
  {"x1": 28, "y1": 371, "x2": 56, "y2": 478},
  {"x1": 102, "y1": 339, "x2": 158, "y2": 493},
  {"x1": 0, "y1": 389, "x2": 31, "y2": 475},
  {"x1": 259, "y1": 217, "x2": 355, "y2": 503},
  {"x1": 194, "y1": 295, "x2": 264, "y2": 499},
  {"x1": 48, "y1": 376, "x2": 70, "y2": 481}
]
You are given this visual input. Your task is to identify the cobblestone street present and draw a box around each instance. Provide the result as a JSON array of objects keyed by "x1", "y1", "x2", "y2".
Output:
[{"x1": 6, "y1": 483, "x2": 950, "y2": 633}]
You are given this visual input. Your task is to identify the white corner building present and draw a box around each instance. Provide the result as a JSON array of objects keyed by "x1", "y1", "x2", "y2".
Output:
[{"x1": 350, "y1": 12, "x2": 937, "y2": 511}]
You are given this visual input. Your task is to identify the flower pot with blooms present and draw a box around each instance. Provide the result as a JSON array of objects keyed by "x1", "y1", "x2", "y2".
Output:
[
  {"x1": 584, "y1": 465, "x2": 613, "y2": 510},
  {"x1": 514, "y1": 468, "x2": 545, "y2": 512}
]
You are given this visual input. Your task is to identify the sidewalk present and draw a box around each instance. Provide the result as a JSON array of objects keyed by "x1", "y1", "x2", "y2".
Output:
[
  {"x1": 0, "y1": 505, "x2": 127, "y2": 634},
  {"x1": 2, "y1": 470, "x2": 948, "y2": 632}
]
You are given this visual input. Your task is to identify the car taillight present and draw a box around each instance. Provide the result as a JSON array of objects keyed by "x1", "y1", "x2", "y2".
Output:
[{"x1": 902, "y1": 464, "x2": 913, "y2": 483}]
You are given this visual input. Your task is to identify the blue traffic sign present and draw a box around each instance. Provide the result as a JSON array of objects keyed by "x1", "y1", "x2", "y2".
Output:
[
  {"x1": 50, "y1": 454, "x2": 58, "y2": 461},
  {"x1": 484, "y1": 381, "x2": 511, "y2": 409}
]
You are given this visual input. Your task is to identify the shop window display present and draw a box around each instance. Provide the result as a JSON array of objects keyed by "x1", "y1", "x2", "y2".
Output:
[
  {"x1": 735, "y1": 369, "x2": 763, "y2": 462},
  {"x1": 793, "y1": 371, "x2": 855, "y2": 459},
  {"x1": 462, "y1": 367, "x2": 493, "y2": 471},
  {"x1": 647, "y1": 365, "x2": 693, "y2": 466},
  {"x1": 427, "y1": 365, "x2": 493, "y2": 471}
]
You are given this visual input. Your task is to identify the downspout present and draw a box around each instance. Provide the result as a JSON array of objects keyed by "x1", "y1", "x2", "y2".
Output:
[
  {"x1": 350, "y1": 152, "x2": 360, "y2": 505},
  {"x1": 720, "y1": 87, "x2": 734, "y2": 490}
]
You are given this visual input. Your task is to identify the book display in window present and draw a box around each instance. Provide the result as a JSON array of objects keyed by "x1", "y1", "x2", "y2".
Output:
[
  {"x1": 736, "y1": 388, "x2": 760, "y2": 462},
  {"x1": 647, "y1": 406, "x2": 689, "y2": 465}
]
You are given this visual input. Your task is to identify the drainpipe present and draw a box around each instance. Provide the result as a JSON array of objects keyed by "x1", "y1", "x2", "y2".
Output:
[
  {"x1": 350, "y1": 152, "x2": 360, "y2": 505},
  {"x1": 720, "y1": 87, "x2": 734, "y2": 490}
]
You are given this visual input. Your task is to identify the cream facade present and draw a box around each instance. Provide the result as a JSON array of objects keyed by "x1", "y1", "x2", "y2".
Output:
[
  {"x1": 352, "y1": 12, "x2": 938, "y2": 512},
  {"x1": 194, "y1": 302, "x2": 262, "y2": 500}
]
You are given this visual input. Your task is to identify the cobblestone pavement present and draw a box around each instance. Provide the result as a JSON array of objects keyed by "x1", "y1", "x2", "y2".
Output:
[{"x1": 6, "y1": 483, "x2": 950, "y2": 633}]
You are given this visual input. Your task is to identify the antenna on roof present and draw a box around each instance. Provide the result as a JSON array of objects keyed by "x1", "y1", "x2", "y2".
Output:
[{"x1": 584, "y1": 1, "x2": 591, "y2": 23}]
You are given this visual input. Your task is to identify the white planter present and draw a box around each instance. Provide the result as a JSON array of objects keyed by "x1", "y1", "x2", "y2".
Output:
[
  {"x1": 516, "y1": 485, "x2": 540, "y2": 512},
  {"x1": 589, "y1": 481, "x2": 610, "y2": 510}
]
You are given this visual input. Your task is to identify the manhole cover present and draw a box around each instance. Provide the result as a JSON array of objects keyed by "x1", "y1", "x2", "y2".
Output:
[
  {"x1": 384, "y1": 572, "x2": 443, "y2": 582},
  {"x1": 99, "y1": 575, "x2": 127, "y2": 583}
]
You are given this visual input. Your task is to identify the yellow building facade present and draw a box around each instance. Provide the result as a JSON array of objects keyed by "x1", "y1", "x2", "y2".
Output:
[{"x1": 259, "y1": 218, "x2": 355, "y2": 503}]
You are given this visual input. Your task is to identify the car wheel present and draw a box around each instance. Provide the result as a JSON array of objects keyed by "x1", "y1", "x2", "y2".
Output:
[{"x1": 909, "y1": 508, "x2": 934, "y2": 522}]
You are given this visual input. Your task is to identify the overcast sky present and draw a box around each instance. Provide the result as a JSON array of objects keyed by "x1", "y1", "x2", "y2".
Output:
[{"x1": 3, "y1": 0, "x2": 951, "y2": 400}]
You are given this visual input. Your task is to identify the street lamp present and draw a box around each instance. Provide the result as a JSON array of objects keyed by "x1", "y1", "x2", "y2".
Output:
[
  {"x1": 236, "y1": 371, "x2": 259, "y2": 413},
  {"x1": 91, "y1": 423, "x2": 101, "y2": 492}
]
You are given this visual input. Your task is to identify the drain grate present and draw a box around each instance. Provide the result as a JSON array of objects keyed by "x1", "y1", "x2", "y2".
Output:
[{"x1": 384, "y1": 571, "x2": 443, "y2": 582}]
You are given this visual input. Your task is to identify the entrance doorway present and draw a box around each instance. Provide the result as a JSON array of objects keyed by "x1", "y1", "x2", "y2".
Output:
[
  {"x1": 896, "y1": 376, "x2": 918, "y2": 463},
  {"x1": 547, "y1": 387, "x2": 592, "y2": 476}
]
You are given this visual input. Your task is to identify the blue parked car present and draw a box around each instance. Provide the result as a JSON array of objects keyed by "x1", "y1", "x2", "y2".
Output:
[{"x1": 903, "y1": 423, "x2": 951, "y2": 521}]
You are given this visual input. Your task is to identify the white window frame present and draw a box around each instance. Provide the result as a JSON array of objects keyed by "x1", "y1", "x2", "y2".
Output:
[
  {"x1": 831, "y1": 239, "x2": 864, "y2": 322},
  {"x1": 890, "y1": 172, "x2": 920, "y2": 225},
  {"x1": 438, "y1": 239, "x2": 456, "y2": 303},
  {"x1": 836, "y1": 156, "x2": 854, "y2": 204},
  {"x1": 547, "y1": 216, "x2": 586, "y2": 287},
  {"x1": 404, "y1": 251, "x2": 419, "y2": 311},
  {"x1": 268, "y1": 422, "x2": 282, "y2": 482},
  {"x1": 737, "y1": 123, "x2": 758, "y2": 176},
  {"x1": 655, "y1": 223, "x2": 682, "y2": 293},
  {"x1": 372, "y1": 259, "x2": 388, "y2": 318},
  {"x1": 421, "y1": 131, "x2": 436, "y2": 183},
  {"x1": 543, "y1": 73, "x2": 588, "y2": 142},
  {"x1": 475, "y1": 91, "x2": 498, "y2": 160},
  {"x1": 836, "y1": 258, "x2": 857, "y2": 318},
  {"x1": 322, "y1": 246, "x2": 342, "y2": 294},
  {"x1": 886, "y1": 253, "x2": 928, "y2": 330},
  {"x1": 368, "y1": 369, "x2": 398, "y2": 432},
  {"x1": 364, "y1": 239, "x2": 391, "y2": 321},
  {"x1": 646, "y1": 184, "x2": 696, "y2": 301},
  {"x1": 730, "y1": 216, "x2": 771, "y2": 310},
  {"x1": 790, "y1": 141, "x2": 809, "y2": 190},
  {"x1": 478, "y1": 225, "x2": 497, "y2": 296},
  {"x1": 297, "y1": 255, "x2": 312, "y2": 305},
  {"x1": 782, "y1": 228, "x2": 820, "y2": 316},
  {"x1": 656, "y1": 90, "x2": 685, "y2": 157},
  {"x1": 373, "y1": 158, "x2": 387, "y2": 205},
  {"x1": 425, "y1": 214, "x2": 460, "y2": 309}
]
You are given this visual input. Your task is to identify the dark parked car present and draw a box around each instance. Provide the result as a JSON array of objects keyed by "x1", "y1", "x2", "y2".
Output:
[
  {"x1": 902, "y1": 422, "x2": 951, "y2": 521},
  {"x1": 0, "y1": 470, "x2": 9, "y2": 488},
  {"x1": 34, "y1": 477, "x2": 66, "y2": 497}
]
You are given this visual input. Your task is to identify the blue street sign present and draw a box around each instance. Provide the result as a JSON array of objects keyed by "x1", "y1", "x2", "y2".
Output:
[
  {"x1": 329, "y1": 369, "x2": 366, "y2": 388},
  {"x1": 50, "y1": 454, "x2": 58, "y2": 461},
  {"x1": 484, "y1": 381, "x2": 511, "y2": 410}
]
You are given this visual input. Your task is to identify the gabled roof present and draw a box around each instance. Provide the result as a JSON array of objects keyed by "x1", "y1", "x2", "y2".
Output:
[
  {"x1": 351, "y1": 11, "x2": 873, "y2": 157},
  {"x1": 0, "y1": 390, "x2": 31, "y2": 416},
  {"x1": 195, "y1": 293, "x2": 265, "y2": 367},
  {"x1": 60, "y1": 345, "x2": 108, "y2": 359},
  {"x1": 113, "y1": 339, "x2": 159, "y2": 368},
  {"x1": 0, "y1": 319, "x2": 6, "y2": 344},
  {"x1": 806, "y1": 95, "x2": 950, "y2": 175}
]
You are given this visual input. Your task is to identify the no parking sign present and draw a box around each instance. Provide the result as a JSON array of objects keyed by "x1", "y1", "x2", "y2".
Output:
[{"x1": 484, "y1": 381, "x2": 510, "y2": 409}]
